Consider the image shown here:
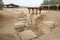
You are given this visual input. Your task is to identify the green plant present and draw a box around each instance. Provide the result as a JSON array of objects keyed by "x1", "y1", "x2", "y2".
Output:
[
  {"x1": 42, "y1": 0, "x2": 60, "y2": 5},
  {"x1": 0, "y1": 0, "x2": 4, "y2": 10}
]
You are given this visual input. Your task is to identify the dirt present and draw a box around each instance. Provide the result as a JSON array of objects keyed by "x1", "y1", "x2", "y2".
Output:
[
  {"x1": 32, "y1": 10, "x2": 60, "y2": 40},
  {"x1": 0, "y1": 9, "x2": 60, "y2": 40}
]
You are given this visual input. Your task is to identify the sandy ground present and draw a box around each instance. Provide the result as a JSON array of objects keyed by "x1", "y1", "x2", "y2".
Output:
[
  {"x1": 31, "y1": 10, "x2": 60, "y2": 40},
  {"x1": 0, "y1": 9, "x2": 60, "y2": 40},
  {"x1": 0, "y1": 10, "x2": 21, "y2": 40}
]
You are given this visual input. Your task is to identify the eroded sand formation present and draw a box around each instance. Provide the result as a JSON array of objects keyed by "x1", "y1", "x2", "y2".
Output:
[{"x1": 0, "y1": 8, "x2": 59, "y2": 40}]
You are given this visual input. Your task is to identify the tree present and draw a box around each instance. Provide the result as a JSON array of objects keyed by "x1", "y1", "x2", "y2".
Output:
[
  {"x1": 0, "y1": 0, "x2": 4, "y2": 10},
  {"x1": 42, "y1": 0, "x2": 60, "y2": 5},
  {"x1": 42, "y1": 0, "x2": 49, "y2": 5}
]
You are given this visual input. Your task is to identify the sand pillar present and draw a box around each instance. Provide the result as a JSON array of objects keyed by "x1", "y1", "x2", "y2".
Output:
[
  {"x1": 36, "y1": 9, "x2": 38, "y2": 15},
  {"x1": 39, "y1": 8, "x2": 41, "y2": 14},
  {"x1": 32, "y1": 8, "x2": 34, "y2": 14},
  {"x1": 57, "y1": 5, "x2": 59, "y2": 11}
]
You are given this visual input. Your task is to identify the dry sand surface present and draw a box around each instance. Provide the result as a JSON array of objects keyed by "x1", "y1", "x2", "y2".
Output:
[
  {"x1": 0, "y1": 9, "x2": 21, "y2": 40},
  {"x1": 32, "y1": 10, "x2": 60, "y2": 40},
  {"x1": 0, "y1": 9, "x2": 60, "y2": 40}
]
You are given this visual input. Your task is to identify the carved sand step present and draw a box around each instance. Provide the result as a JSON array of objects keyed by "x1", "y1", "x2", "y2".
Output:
[{"x1": 19, "y1": 30, "x2": 37, "y2": 40}]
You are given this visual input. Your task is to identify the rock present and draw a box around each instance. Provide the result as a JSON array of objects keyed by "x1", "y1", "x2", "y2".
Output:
[
  {"x1": 14, "y1": 21, "x2": 25, "y2": 32},
  {"x1": 43, "y1": 21, "x2": 56, "y2": 28},
  {"x1": 38, "y1": 21, "x2": 57, "y2": 34},
  {"x1": 19, "y1": 30, "x2": 37, "y2": 40}
]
